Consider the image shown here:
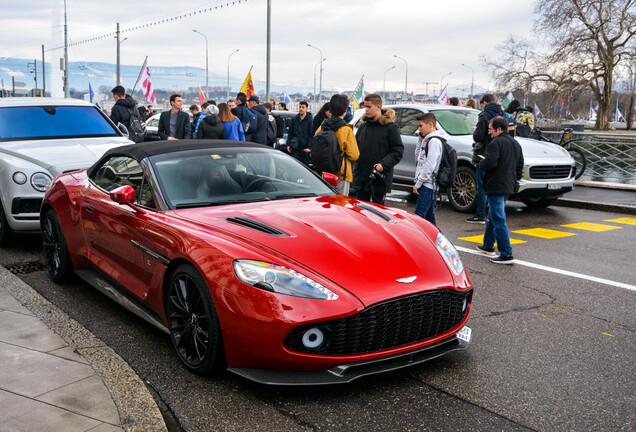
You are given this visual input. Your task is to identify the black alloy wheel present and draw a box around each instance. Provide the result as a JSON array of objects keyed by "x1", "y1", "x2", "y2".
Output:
[
  {"x1": 166, "y1": 264, "x2": 224, "y2": 375},
  {"x1": 448, "y1": 166, "x2": 478, "y2": 213},
  {"x1": 41, "y1": 209, "x2": 72, "y2": 283}
]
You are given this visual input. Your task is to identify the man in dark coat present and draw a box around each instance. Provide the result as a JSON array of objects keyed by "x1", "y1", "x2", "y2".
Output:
[
  {"x1": 196, "y1": 104, "x2": 226, "y2": 140},
  {"x1": 158, "y1": 94, "x2": 192, "y2": 140},
  {"x1": 475, "y1": 116, "x2": 524, "y2": 264},
  {"x1": 246, "y1": 95, "x2": 269, "y2": 145},
  {"x1": 353, "y1": 93, "x2": 404, "y2": 204},
  {"x1": 110, "y1": 85, "x2": 138, "y2": 130},
  {"x1": 468, "y1": 93, "x2": 504, "y2": 224},
  {"x1": 286, "y1": 101, "x2": 313, "y2": 166}
]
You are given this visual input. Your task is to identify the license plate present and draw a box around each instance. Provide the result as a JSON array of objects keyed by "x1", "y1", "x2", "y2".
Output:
[
  {"x1": 548, "y1": 183, "x2": 562, "y2": 190},
  {"x1": 457, "y1": 326, "x2": 472, "y2": 343}
]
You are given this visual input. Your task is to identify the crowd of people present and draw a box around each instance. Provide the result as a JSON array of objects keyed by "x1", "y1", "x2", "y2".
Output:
[{"x1": 108, "y1": 86, "x2": 524, "y2": 265}]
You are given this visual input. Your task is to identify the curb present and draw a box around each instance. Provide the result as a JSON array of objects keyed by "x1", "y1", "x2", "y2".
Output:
[
  {"x1": 0, "y1": 267, "x2": 168, "y2": 432},
  {"x1": 552, "y1": 198, "x2": 636, "y2": 215}
]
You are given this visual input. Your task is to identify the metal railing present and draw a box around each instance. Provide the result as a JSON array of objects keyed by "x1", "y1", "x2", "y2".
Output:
[{"x1": 540, "y1": 131, "x2": 636, "y2": 185}]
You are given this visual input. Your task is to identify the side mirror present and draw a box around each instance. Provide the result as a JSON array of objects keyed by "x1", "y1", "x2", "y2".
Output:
[
  {"x1": 117, "y1": 122, "x2": 130, "y2": 138},
  {"x1": 110, "y1": 185, "x2": 136, "y2": 204},
  {"x1": 322, "y1": 172, "x2": 339, "y2": 188}
]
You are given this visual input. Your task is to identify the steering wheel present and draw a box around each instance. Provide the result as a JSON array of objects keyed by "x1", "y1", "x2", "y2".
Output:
[{"x1": 244, "y1": 177, "x2": 273, "y2": 192}]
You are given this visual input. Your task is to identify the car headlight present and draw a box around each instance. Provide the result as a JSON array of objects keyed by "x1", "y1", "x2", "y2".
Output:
[
  {"x1": 12, "y1": 172, "x2": 27, "y2": 185},
  {"x1": 233, "y1": 259, "x2": 339, "y2": 300},
  {"x1": 436, "y1": 232, "x2": 464, "y2": 276},
  {"x1": 30, "y1": 172, "x2": 53, "y2": 192}
]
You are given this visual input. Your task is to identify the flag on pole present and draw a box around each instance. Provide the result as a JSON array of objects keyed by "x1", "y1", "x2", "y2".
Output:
[
  {"x1": 88, "y1": 80, "x2": 94, "y2": 103},
  {"x1": 534, "y1": 103, "x2": 542, "y2": 118},
  {"x1": 198, "y1": 86, "x2": 206, "y2": 105},
  {"x1": 437, "y1": 84, "x2": 449, "y2": 105},
  {"x1": 589, "y1": 107, "x2": 597, "y2": 121},
  {"x1": 352, "y1": 76, "x2": 364, "y2": 111},
  {"x1": 502, "y1": 91, "x2": 514, "y2": 108},
  {"x1": 136, "y1": 58, "x2": 156, "y2": 106},
  {"x1": 240, "y1": 68, "x2": 255, "y2": 98},
  {"x1": 284, "y1": 90, "x2": 291, "y2": 106},
  {"x1": 554, "y1": 98, "x2": 564, "y2": 112},
  {"x1": 616, "y1": 108, "x2": 625, "y2": 122},
  {"x1": 411, "y1": 96, "x2": 415, "y2": 104}
]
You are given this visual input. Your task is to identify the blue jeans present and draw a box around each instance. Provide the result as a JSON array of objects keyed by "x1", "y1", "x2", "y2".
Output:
[
  {"x1": 414, "y1": 186, "x2": 436, "y2": 225},
  {"x1": 483, "y1": 194, "x2": 512, "y2": 257},
  {"x1": 474, "y1": 166, "x2": 486, "y2": 219}
]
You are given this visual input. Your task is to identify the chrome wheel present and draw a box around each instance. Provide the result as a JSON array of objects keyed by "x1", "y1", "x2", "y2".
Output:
[{"x1": 448, "y1": 166, "x2": 477, "y2": 213}]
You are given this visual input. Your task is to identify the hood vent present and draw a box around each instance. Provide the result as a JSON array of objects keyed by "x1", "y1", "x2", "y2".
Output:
[
  {"x1": 224, "y1": 217, "x2": 289, "y2": 237},
  {"x1": 355, "y1": 203, "x2": 395, "y2": 224}
]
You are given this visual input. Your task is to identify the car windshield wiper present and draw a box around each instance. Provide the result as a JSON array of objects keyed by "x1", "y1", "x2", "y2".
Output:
[
  {"x1": 175, "y1": 198, "x2": 268, "y2": 209},
  {"x1": 269, "y1": 193, "x2": 320, "y2": 200}
]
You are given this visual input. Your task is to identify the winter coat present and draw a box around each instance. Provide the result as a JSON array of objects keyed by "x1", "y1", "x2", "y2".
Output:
[
  {"x1": 316, "y1": 117, "x2": 360, "y2": 183},
  {"x1": 414, "y1": 130, "x2": 448, "y2": 189},
  {"x1": 472, "y1": 101, "x2": 503, "y2": 163},
  {"x1": 223, "y1": 118, "x2": 246, "y2": 141},
  {"x1": 312, "y1": 112, "x2": 329, "y2": 136},
  {"x1": 287, "y1": 112, "x2": 314, "y2": 150},
  {"x1": 158, "y1": 110, "x2": 192, "y2": 140},
  {"x1": 353, "y1": 109, "x2": 404, "y2": 192},
  {"x1": 249, "y1": 104, "x2": 269, "y2": 145},
  {"x1": 196, "y1": 114, "x2": 226, "y2": 140},
  {"x1": 478, "y1": 133, "x2": 524, "y2": 196},
  {"x1": 110, "y1": 96, "x2": 138, "y2": 129}
]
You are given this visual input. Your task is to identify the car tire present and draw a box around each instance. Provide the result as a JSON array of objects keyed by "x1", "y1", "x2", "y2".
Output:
[
  {"x1": 521, "y1": 197, "x2": 559, "y2": 208},
  {"x1": 41, "y1": 209, "x2": 73, "y2": 283},
  {"x1": 448, "y1": 166, "x2": 477, "y2": 213},
  {"x1": 0, "y1": 202, "x2": 13, "y2": 246},
  {"x1": 166, "y1": 264, "x2": 225, "y2": 375}
]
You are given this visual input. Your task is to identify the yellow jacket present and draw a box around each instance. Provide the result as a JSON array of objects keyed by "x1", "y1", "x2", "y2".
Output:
[{"x1": 316, "y1": 123, "x2": 360, "y2": 182}]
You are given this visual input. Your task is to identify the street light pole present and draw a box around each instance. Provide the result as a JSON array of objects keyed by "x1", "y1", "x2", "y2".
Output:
[
  {"x1": 440, "y1": 72, "x2": 452, "y2": 93},
  {"x1": 312, "y1": 58, "x2": 325, "y2": 112},
  {"x1": 383, "y1": 65, "x2": 395, "y2": 101},
  {"x1": 193, "y1": 30, "x2": 209, "y2": 90},
  {"x1": 227, "y1": 49, "x2": 239, "y2": 101},
  {"x1": 308, "y1": 44, "x2": 323, "y2": 110},
  {"x1": 394, "y1": 55, "x2": 408, "y2": 101},
  {"x1": 63, "y1": 0, "x2": 69, "y2": 97},
  {"x1": 461, "y1": 63, "x2": 474, "y2": 98}
]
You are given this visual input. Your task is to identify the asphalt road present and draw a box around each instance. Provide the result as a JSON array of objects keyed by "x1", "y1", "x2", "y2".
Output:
[{"x1": 2, "y1": 199, "x2": 634, "y2": 432}]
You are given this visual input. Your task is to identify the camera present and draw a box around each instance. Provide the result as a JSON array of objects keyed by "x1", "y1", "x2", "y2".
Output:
[{"x1": 368, "y1": 168, "x2": 385, "y2": 182}]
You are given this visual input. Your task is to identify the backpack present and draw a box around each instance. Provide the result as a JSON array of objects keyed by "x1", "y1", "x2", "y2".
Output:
[
  {"x1": 126, "y1": 106, "x2": 145, "y2": 143},
  {"x1": 242, "y1": 107, "x2": 258, "y2": 134},
  {"x1": 266, "y1": 117, "x2": 277, "y2": 146},
  {"x1": 513, "y1": 110, "x2": 534, "y2": 137},
  {"x1": 311, "y1": 125, "x2": 342, "y2": 174},
  {"x1": 485, "y1": 108, "x2": 516, "y2": 137},
  {"x1": 425, "y1": 137, "x2": 457, "y2": 189}
]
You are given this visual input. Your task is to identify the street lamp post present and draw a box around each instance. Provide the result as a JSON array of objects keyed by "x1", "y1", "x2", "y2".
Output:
[
  {"x1": 308, "y1": 44, "x2": 323, "y2": 110},
  {"x1": 383, "y1": 66, "x2": 395, "y2": 101},
  {"x1": 226, "y1": 49, "x2": 239, "y2": 101},
  {"x1": 312, "y1": 58, "x2": 326, "y2": 112},
  {"x1": 440, "y1": 72, "x2": 452, "y2": 94},
  {"x1": 193, "y1": 30, "x2": 209, "y2": 90},
  {"x1": 394, "y1": 55, "x2": 408, "y2": 101},
  {"x1": 461, "y1": 63, "x2": 474, "y2": 98}
]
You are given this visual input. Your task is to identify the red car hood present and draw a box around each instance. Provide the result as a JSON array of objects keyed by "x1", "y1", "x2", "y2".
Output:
[{"x1": 175, "y1": 196, "x2": 455, "y2": 306}]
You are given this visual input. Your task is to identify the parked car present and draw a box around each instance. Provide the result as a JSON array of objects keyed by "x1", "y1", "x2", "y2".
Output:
[
  {"x1": 0, "y1": 98, "x2": 131, "y2": 243},
  {"x1": 41, "y1": 139, "x2": 473, "y2": 385},
  {"x1": 271, "y1": 110, "x2": 297, "y2": 148},
  {"x1": 352, "y1": 104, "x2": 576, "y2": 211}
]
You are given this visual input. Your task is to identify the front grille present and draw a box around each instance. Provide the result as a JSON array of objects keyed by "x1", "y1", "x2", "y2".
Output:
[
  {"x1": 529, "y1": 165, "x2": 572, "y2": 180},
  {"x1": 285, "y1": 289, "x2": 471, "y2": 356},
  {"x1": 11, "y1": 198, "x2": 43, "y2": 215}
]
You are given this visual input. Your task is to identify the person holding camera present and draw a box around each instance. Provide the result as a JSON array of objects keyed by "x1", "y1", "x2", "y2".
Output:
[{"x1": 353, "y1": 94, "x2": 403, "y2": 204}]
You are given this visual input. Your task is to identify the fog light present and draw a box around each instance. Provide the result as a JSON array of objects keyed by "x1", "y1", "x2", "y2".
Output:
[
  {"x1": 301, "y1": 328, "x2": 324, "y2": 349},
  {"x1": 12, "y1": 172, "x2": 27, "y2": 185}
]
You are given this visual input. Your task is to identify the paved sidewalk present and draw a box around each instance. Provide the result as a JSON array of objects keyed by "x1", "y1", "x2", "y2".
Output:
[
  {"x1": 0, "y1": 267, "x2": 167, "y2": 432},
  {"x1": 554, "y1": 180, "x2": 636, "y2": 214}
]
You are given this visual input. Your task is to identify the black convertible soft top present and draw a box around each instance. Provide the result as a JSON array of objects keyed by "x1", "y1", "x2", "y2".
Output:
[{"x1": 87, "y1": 139, "x2": 268, "y2": 178}]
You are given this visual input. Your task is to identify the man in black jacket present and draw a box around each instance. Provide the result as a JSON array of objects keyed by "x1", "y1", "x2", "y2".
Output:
[
  {"x1": 287, "y1": 101, "x2": 313, "y2": 166},
  {"x1": 468, "y1": 93, "x2": 503, "y2": 224},
  {"x1": 110, "y1": 85, "x2": 138, "y2": 130},
  {"x1": 353, "y1": 93, "x2": 404, "y2": 204},
  {"x1": 475, "y1": 116, "x2": 524, "y2": 264},
  {"x1": 246, "y1": 95, "x2": 269, "y2": 145},
  {"x1": 158, "y1": 94, "x2": 192, "y2": 140}
]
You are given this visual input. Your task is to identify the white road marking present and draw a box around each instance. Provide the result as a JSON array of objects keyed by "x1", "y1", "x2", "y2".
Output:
[{"x1": 456, "y1": 246, "x2": 636, "y2": 292}]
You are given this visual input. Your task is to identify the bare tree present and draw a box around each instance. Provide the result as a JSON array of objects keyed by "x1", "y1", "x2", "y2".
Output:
[{"x1": 483, "y1": 0, "x2": 635, "y2": 130}]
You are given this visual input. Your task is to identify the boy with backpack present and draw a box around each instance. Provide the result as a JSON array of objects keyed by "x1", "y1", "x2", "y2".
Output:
[
  {"x1": 413, "y1": 113, "x2": 451, "y2": 226},
  {"x1": 312, "y1": 94, "x2": 359, "y2": 195}
]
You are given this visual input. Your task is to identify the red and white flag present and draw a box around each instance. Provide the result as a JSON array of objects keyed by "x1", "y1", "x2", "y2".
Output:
[
  {"x1": 437, "y1": 85, "x2": 449, "y2": 105},
  {"x1": 137, "y1": 59, "x2": 156, "y2": 106}
]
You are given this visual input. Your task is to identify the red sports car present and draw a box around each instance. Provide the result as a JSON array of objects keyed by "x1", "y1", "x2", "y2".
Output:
[{"x1": 41, "y1": 140, "x2": 473, "y2": 385}]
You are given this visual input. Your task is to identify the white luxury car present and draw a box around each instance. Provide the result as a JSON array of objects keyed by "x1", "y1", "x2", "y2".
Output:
[
  {"x1": 352, "y1": 104, "x2": 576, "y2": 212},
  {"x1": 0, "y1": 98, "x2": 131, "y2": 243}
]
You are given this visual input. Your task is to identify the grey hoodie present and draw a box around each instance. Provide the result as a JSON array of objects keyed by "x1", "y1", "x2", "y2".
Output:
[{"x1": 414, "y1": 130, "x2": 449, "y2": 189}]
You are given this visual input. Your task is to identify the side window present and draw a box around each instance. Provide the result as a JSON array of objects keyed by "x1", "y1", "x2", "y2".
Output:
[
  {"x1": 136, "y1": 176, "x2": 156, "y2": 209},
  {"x1": 397, "y1": 109, "x2": 421, "y2": 136},
  {"x1": 92, "y1": 156, "x2": 143, "y2": 193}
]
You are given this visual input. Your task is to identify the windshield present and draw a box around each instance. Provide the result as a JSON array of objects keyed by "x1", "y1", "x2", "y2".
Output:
[
  {"x1": 0, "y1": 105, "x2": 119, "y2": 141},
  {"x1": 150, "y1": 148, "x2": 335, "y2": 209},
  {"x1": 430, "y1": 109, "x2": 480, "y2": 135}
]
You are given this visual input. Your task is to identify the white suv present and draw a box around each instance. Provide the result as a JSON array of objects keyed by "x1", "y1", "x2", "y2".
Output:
[{"x1": 353, "y1": 104, "x2": 576, "y2": 212}]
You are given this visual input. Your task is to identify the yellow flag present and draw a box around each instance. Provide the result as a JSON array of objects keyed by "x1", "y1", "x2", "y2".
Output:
[{"x1": 240, "y1": 70, "x2": 254, "y2": 98}]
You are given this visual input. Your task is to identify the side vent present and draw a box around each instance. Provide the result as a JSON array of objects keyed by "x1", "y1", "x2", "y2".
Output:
[
  {"x1": 355, "y1": 203, "x2": 396, "y2": 224},
  {"x1": 224, "y1": 217, "x2": 290, "y2": 236}
]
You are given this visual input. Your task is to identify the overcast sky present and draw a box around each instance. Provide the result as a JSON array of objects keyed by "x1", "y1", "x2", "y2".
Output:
[{"x1": 1, "y1": 0, "x2": 537, "y2": 97}]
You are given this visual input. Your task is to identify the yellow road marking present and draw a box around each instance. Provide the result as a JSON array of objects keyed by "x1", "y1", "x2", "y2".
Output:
[
  {"x1": 605, "y1": 217, "x2": 636, "y2": 226},
  {"x1": 602, "y1": 333, "x2": 615, "y2": 338},
  {"x1": 561, "y1": 222, "x2": 623, "y2": 232},
  {"x1": 512, "y1": 228, "x2": 577, "y2": 239},
  {"x1": 457, "y1": 234, "x2": 526, "y2": 245}
]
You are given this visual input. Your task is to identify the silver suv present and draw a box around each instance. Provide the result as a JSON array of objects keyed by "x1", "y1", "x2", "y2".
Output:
[{"x1": 353, "y1": 104, "x2": 576, "y2": 212}]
